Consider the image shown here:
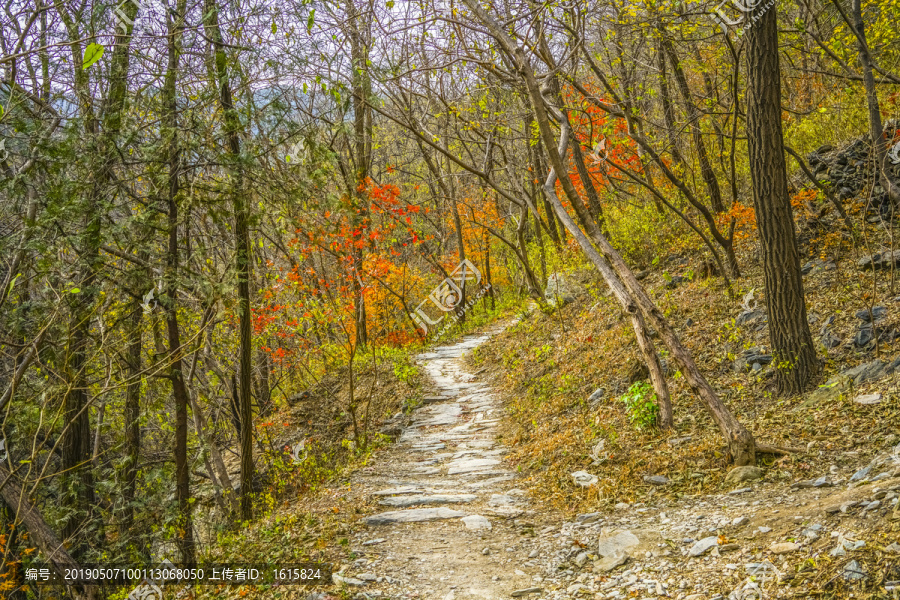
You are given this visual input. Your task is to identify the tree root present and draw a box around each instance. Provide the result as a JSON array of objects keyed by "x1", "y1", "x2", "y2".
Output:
[{"x1": 755, "y1": 443, "x2": 804, "y2": 455}]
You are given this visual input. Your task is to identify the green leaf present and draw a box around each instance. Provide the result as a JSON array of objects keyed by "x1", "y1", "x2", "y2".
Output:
[
  {"x1": 386, "y1": 0, "x2": 394, "y2": 7},
  {"x1": 82, "y1": 43, "x2": 104, "y2": 70},
  {"x1": 272, "y1": 21, "x2": 277, "y2": 34},
  {"x1": 70, "y1": 288, "x2": 81, "y2": 294},
  {"x1": 307, "y1": 10, "x2": 315, "y2": 33},
  {"x1": 7, "y1": 273, "x2": 21, "y2": 293}
]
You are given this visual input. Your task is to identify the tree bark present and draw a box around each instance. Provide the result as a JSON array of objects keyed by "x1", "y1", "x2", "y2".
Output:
[
  {"x1": 746, "y1": 5, "x2": 819, "y2": 395},
  {"x1": 162, "y1": 0, "x2": 195, "y2": 562},
  {"x1": 120, "y1": 297, "x2": 142, "y2": 534},
  {"x1": 203, "y1": 0, "x2": 255, "y2": 521}
]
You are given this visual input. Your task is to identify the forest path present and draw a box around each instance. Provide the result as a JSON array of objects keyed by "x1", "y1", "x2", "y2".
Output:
[
  {"x1": 339, "y1": 321, "x2": 548, "y2": 599},
  {"x1": 332, "y1": 322, "x2": 900, "y2": 600}
]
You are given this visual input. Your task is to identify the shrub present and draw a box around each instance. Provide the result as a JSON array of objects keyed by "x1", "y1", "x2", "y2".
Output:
[{"x1": 619, "y1": 381, "x2": 659, "y2": 430}]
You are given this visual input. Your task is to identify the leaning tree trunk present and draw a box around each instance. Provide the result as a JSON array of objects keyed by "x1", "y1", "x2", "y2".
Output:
[
  {"x1": 0, "y1": 465, "x2": 96, "y2": 599},
  {"x1": 459, "y1": 0, "x2": 755, "y2": 461},
  {"x1": 746, "y1": 5, "x2": 819, "y2": 395}
]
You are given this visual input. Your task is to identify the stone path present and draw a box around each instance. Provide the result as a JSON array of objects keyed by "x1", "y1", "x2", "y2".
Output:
[{"x1": 339, "y1": 325, "x2": 547, "y2": 599}]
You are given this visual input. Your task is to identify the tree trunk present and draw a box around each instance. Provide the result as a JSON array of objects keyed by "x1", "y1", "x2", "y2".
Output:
[
  {"x1": 662, "y1": 36, "x2": 725, "y2": 213},
  {"x1": 203, "y1": 0, "x2": 255, "y2": 521},
  {"x1": 0, "y1": 465, "x2": 96, "y2": 599},
  {"x1": 346, "y1": 0, "x2": 373, "y2": 347},
  {"x1": 162, "y1": 0, "x2": 195, "y2": 562},
  {"x1": 850, "y1": 0, "x2": 900, "y2": 204},
  {"x1": 120, "y1": 298, "x2": 141, "y2": 534},
  {"x1": 746, "y1": 5, "x2": 819, "y2": 395}
]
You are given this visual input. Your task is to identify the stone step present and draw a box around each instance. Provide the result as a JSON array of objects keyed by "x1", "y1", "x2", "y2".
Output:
[
  {"x1": 365, "y1": 507, "x2": 468, "y2": 525},
  {"x1": 378, "y1": 494, "x2": 477, "y2": 508}
]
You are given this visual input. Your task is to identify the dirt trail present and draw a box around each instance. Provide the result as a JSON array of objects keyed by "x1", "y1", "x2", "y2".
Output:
[
  {"x1": 337, "y1": 323, "x2": 549, "y2": 599},
  {"x1": 333, "y1": 324, "x2": 900, "y2": 600}
]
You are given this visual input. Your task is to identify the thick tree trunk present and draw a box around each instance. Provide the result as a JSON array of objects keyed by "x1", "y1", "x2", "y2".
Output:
[
  {"x1": 746, "y1": 6, "x2": 819, "y2": 395},
  {"x1": 55, "y1": 0, "x2": 140, "y2": 556}
]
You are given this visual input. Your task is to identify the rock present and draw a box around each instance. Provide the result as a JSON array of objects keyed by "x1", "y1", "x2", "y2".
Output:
[
  {"x1": 511, "y1": 588, "x2": 543, "y2": 597},
  {"x1": 854, "y1": 393, "x2": 882, "y2": 405},
  {"x1": 528, "y1": 549, "x2": 539, "y2": 558},
  {"x1": 545, "y1": 272, "x2": 575, "y2": 306},
  {"x1": 859, "y1": 250, "x2": 900, "y2": 271},
  {"x1": 850, "y1": 466, "x2": 872, "y2": 482},
  {"x1": 689, "y1": 537, "x2": 719, "y2": 557},
  {"x1": 725, "y1": 466, "x2": 763, "y2": 486},
  {"x1": 732, "y1": 516, "x2": 750, "y2": 527},
  {"x1": 844, "y1": 360, "x2": 888, "y2": 385},
  {"x1": 587, "y1": 388, "x2": 605, "y2": 404},
  {"x1": 856, "y1": 306, "x2": 887, "y2": 322},
  {"x1": 571, "y1": 470, "x2": 598, "y2": 487},
  {"x1": 447, "y1": 457, "x2": 500, "y2": 474},
  {"x1": 885, "y1": 542, "x2": 900, "y2": 553},
  {"x1": 770, "y1": 542, "x2": 800, "y2": 554},
  {"x1": 372, "y1": 486, "x2": 424, "y2": 496},
  {"x1": 728, "y1": 487, "x2": 752, "y2": 495},
  {"x1": 333, "y1": 574, "x2": 366, "y2": 586},
  {"x1": 614, "y1": 502, "x2": 630, "y2": 510},
  {"x1": 758, "y1": 526, "x2": 772, "y2": 533},
  {"x1": 817, "y1": 144, "x2": 834, "y2": 153},
  {"x1": 576, "y1": 512, "x2": 602, "y2": 523},
  {"x1": 379, "y1": 494, "x2": 477, "y2": 507},
  {"x1": 736, "y1": 308, "x2": 766, "y2": 327},
  {"x1": 792, "y1": 475, "x2": 833, "y2": 489},
  {"x1": 855, "y1": 326, "x2": 875, "y2": 348},
  {"x1": 644, "y1": 475, "x2": 669, "y2": 486},
  {"x1": 597, "y1": 530, "x2": 641, "y2": 558},
  {"x1": 842, "y1": 559, "x2": 867, "y2": 581},
  {"x1": 685, "y1": 318, "x2": 694, "y2": 327},
  {"x1": 357, "y1": 573, "x2": 377, "y2": 582},
  {"x1": 482, "y1": 547, "x2": 490, "y2": 555},
  {"x1": 863, "y1": 500, "x2": 881, "y2": 511},
  {"x1": 574, "y1": 551, "x2": 589, "y2": 567},
  {"x1": 362, "y1": 538, "x2": 386, "y2": 545},
  {"x1": 719, "y1": 543, "x2": 740, "y2": 553},
  {"x1": 594, "y1": 551, "x2": 628, "y2": 572},
  {"x1": 461, "y1": 515, "x2": 492, "y2": 531},
  {"x1": 365, "y1": 507, "x2": 468, "y2": 525},
  {"x1": 821, "y1": 329, "x2": 842, "y2": 349},
  {"x1": 664, "y1": 275, "x2": 685, "y2": 289}
]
